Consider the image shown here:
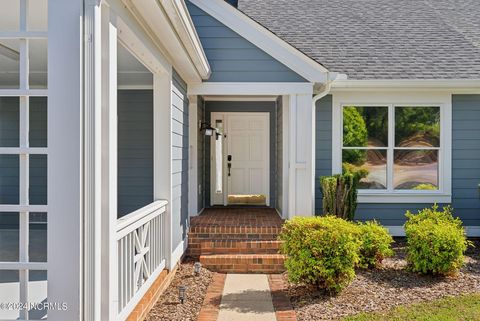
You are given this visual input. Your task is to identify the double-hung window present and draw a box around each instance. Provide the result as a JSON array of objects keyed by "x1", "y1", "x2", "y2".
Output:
[{"x1": 334, "y1": 94, "x2": 451, "y2": 203}]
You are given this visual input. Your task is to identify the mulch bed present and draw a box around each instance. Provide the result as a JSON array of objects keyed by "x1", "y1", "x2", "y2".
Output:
[
  {"x1": 146, "y1": 259, "x2": 213, "y2": 321},
  {"x1": 285, "y1": 238, "x2": 480, "y2": 321}
]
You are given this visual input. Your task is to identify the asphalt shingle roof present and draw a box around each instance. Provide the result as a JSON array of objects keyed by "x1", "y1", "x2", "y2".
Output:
[{"x1": 236, "y1": 0, "x2": 480, "y2": 80}]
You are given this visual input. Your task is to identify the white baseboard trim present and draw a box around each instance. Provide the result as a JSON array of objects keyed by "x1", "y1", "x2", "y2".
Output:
[
  {"x1": 386, "y1": 226, "x2": 480, "y2": 237},
  {"x1": 171, "y1": 239, "x2": 188, "y2": 268},
  {"x1": 465, "y1": 226, "x2": 480, "y2": 237},
  {"x1": 385, "y1": 226, "x2": 405, "y2": 237}
]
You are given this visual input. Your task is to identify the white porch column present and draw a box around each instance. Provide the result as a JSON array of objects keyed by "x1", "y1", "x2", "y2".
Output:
[
  {"x1": 287, "y1": 92, "x2": 315, "y2": 217},
  {"x1": 48, "y1": 0, "x2": 83, "y2": 320},
  {"x1": 100, "y1": 5, "x2": 118, "y2": 321},
  {"x1": 188, "y1": 95, "x2": 199, "y2": 216},
  {"x1": 153, "y1": 71, "x2": 174, "y2": 270}
]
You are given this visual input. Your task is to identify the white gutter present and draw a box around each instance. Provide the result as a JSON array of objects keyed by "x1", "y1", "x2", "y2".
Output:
[{"x1": 313, "y1": 72, "x2": 347, "y2": 103}]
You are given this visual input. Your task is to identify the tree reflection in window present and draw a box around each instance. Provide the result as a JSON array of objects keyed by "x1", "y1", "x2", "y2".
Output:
[
  {"x1": 342, "y1": 106, "x2": 388, "y2": 189},
  {"x1": 342, "y1": 105, "x2": 440, "y2": 191}
]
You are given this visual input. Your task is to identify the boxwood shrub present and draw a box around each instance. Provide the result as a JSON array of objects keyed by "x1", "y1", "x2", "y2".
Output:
[
  {"x1": 279, "y1": 216, "x2": 361, "y2": 294},
  {"x1": 357, "y1": 221, "x2": 394, "y2": 269},
  {"x1": 404, "y1": 205, "x2": 471, "y2": 275}
]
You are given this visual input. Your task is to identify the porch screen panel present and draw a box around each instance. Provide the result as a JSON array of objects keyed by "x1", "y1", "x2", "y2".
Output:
[{"x1": 0, "y1": 0, "x2": 48, "y2": 320}]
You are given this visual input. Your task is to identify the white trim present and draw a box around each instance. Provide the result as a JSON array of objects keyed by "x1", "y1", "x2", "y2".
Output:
[
  {"x1": 203, "y1": 95, "x2": 278, "y2": 102},
  {"x1": 117, "y1": 84, "x2": 153, "y2": 90},
  {"x1": 113, "y1": 4, "x2": 170, "y2": 75},
  {"x1": 0, "y1": 262, "x2": 49, "y2": 270},
  {"x1": 358, "y1": 194, "x2": 452, "y2": 203},
  {"x1": 386, "y1": 226, "x2": 480, "y2": 237},
  {"x1": 331, "y1": 91, "x2": 452, "y2": 204},
  {"x1": 332, "y1": 79, "x2": 480, "y2": 93},
  {"x1": 116, "y1": 262, "x2": 165, "y2": 321},
  {"x1": 188, "y1": 95, "x2": 199, "y2": 216},
  {"x1": 0, "y1": 204, "x2": 48, "y2": 212},
  {"x1": 48, "y1": 1, "x2": 83, "y2": 320},
  {"x1": 281, "y1": 95, "x2": 290, "y2": 218},
  {"x1": 0, "y1": 89, "x2": 48, "y2": 96},
  {"x1": 465, "y1": 226, "x2": 480, "y2": 237},
  {"x1": 160, "y1": 0, "x2": 211, "y2": 78},
  {"x1": 153, "y1": 70, "x2": 174, "y2": 270},
  {"x1": 0, "y1": 31, "x2": 48, "y2": 39},
  {"x1": 189, "y1": 0, "x2": 329, "y2": 82},
  {"x1": 385, "y1": 226, "x2": 405, "y2": 237},
  {"x1": 0, "y1": 147, "x2": 48, "y2": 154},
  {"x1": 188, "y1": 82, "x2": 315, "y2": 96},
  {"x1": 171, "y1": 240, "x2": 187, "y2": 267},
  {"x1": 210, "y1": 112, "x2": 271, "y2": 207},
  {"x1": 121, "y1": 0, "x2": 208, "y2": 83}
]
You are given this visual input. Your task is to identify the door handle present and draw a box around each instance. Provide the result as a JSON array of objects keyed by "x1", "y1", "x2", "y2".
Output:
[{"x1": 227, "y1": 163, "x2": 231, "y2": 176}]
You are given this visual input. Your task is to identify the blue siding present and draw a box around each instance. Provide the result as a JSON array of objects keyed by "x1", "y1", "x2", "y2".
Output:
[
  {"x1": 204, "y1": 101, "x2": 277, "y2": 207},
  {"x1": 117, "y1": 90, "x2": 154, "y2": 217},
  {"x1": 451, "y1": 95, "x2": 480, "y2": 226},
  {"x1": 185, "y1": 1, "x2": 306, "y2": 83},
  {"x1": 172, "y1": 71, "x2": 189, "y2": 249},
  {"x1": 315, "y1": 94, "x2": 480, "y2": 226}
]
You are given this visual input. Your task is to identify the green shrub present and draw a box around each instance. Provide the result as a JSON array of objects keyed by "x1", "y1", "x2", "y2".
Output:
[
  {"x1": 279, "y1": 216, "x2": 361, "y2": 294},
  {"x1": 404, "y1": 205, "x2": 471, "y2": 275},
  {"x1": 357, "y1": 221, "x2": 394, "y2": 269}
]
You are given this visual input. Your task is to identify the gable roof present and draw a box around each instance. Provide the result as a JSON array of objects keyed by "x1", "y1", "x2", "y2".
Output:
[
  {"x1": 236, "y1": 0, "x2": 480, "y2": 80},
  {"x1": 189, "y1": 0, "x2": 333, "y2": 83}
]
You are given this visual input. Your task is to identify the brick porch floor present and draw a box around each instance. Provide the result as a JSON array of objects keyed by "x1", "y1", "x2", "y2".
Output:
[
  {"x1": 188, "y1": 207, "x2": 286, "y2": 273},
  {"x1": 190, "y1": 207, "x2": 284, "y2": 227}
]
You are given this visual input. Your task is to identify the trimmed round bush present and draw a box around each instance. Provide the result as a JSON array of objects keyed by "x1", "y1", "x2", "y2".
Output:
[
  {"x1": 279, "y1": 216, "x2": 361, "y2": 294},
  {"x1": 357, "y1": 221, "x2": 394, "y2": 269},
  {"x1": 404, "y1": 205, "x2": 471, "y2": 275}
]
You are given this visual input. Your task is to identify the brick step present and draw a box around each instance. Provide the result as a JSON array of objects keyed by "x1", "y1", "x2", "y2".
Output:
[
  {"x1": 189, "y1": 225, "x2": 283, "y2": 235},
  {"x1": 189, "y1": 240, "x2": 283, "y2": 256},
  {"x1": 188, "y1": 233, "x2": 280, "y2": 243},
  {"x1": 200, "y1": 254, "x2": 286, "y2": 274}
]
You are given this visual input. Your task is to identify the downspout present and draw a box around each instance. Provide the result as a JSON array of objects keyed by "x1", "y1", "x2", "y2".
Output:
[
  {"x1": 310, "y1": 72, "x2": 346, "y2": 214},
  {"x1": 312, "y1": 72, "x2": 346, "y2": 104}
]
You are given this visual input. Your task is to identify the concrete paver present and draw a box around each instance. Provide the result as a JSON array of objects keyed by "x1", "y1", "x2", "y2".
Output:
[{"x1": 217, "y1": 274, "x2": 276, "y2": 321}]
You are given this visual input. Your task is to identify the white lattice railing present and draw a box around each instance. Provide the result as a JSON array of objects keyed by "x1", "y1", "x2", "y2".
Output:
[{"x1": 116, "y1": 200, "x2": 168, "y2": 320}]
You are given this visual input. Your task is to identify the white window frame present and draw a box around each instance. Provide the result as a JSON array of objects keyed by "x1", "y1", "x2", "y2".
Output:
[
  {"x1": 0, "y1": 1, "x2": 48, "y2": 320},
  {"x1": 332, "y1": 91, "x2": 452, "y2": 203}
]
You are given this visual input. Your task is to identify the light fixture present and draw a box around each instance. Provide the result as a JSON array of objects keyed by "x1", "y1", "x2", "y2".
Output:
[
  {"x1": 194, "y1": 262, "x2": 202, "y2": 276},
  {"x1": 199, "y1": 122, "x2": 215, "y2": 136},
  {"x1": 178, "y1": 285, "x2": 187, "y2": 304}
]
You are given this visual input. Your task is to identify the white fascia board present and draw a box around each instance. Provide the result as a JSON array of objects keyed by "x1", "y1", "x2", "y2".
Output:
[
  {"x1": 332, "y1": 79, "x2": 480, "y2": 92},
  {"x1": 188, "y1": 82, "x2": 315, "y2": 96},
  {"x1": 121, "y1": 0, "x2": 203, "y2": 83},
  {"x1": 189, "y1": 0, "x2": 329, "y2": 83},
  {"x1": 160, "y1": 0, "x2": 211, "y2": 78}
]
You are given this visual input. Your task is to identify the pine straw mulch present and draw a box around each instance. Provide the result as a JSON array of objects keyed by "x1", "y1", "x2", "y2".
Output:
[
  {"x1": 146, "y1": 258, "x2": 213, "y2": 321},
  {"x1": 285, "y1": 238, "x2": 480, "y2": 321}
]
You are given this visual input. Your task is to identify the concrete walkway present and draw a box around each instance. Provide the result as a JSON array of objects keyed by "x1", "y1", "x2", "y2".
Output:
[{"x1": 217, "y1": 274, "x2": 277, "y2": 321}]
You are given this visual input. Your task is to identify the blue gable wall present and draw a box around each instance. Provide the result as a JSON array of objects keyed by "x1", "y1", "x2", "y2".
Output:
[
  {"x1": 315, "y1": 94, "x2": 480, "y2": 226},
  {"x1": 186, "y1": 1, "x2": 306, "y2": 82}
]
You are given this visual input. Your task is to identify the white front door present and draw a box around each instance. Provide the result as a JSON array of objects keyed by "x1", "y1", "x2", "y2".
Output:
[{"x1": 211, "y1": 112, "x2": 270, "y2": 206}]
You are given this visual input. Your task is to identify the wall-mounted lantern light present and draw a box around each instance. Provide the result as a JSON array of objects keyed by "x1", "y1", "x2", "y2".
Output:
[{"x1": 199, "y1": 122, "x2": 215, "y2": 136}]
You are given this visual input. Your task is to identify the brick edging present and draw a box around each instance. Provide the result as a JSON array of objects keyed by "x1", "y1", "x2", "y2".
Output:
[
  {"x1": 197, "y1": 273, "x2": 227, "y2": 321},
  {"x1": 268, "y1": 274, "x2": 298, "y2": 321},
  {"x1": 127, "y1": 264, "x2": 179, "y2": 321}
]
